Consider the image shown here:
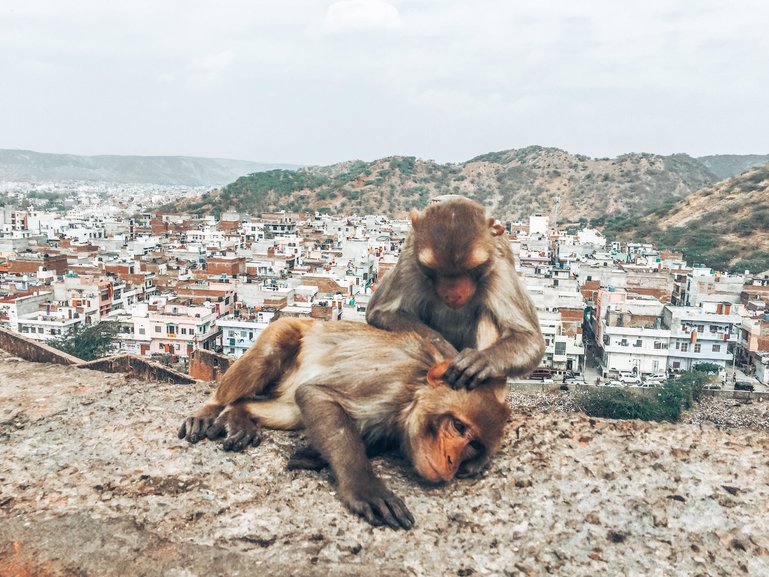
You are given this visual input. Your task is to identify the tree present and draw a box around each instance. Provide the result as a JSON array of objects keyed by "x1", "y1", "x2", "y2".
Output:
[{"x1": 48, "y1": 321, "x2": 120, "y2": 361}]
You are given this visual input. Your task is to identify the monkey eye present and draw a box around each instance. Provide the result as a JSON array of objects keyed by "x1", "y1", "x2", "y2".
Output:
[
  {"x1": 451, "y1": 417, "x2": 468, "y2": 436},
  {"x1": 469, "y1": 261, "x2": 491, "y2": 279}
]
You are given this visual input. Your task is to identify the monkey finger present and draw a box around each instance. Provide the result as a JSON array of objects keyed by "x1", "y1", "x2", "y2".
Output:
[
  {"x1": 222, "y1": 431, "x2": 248, "y2": 451},
  {"x1": 205, "y1": 419, "x2": 226, "y2": 440},
  {"x1": 177, "y1": 420, "x2": 188, "y2": 440},
  {"x1": 385, "y1": 496, "x2": 415, "y2": 529},
  {"x1": 464, "y1": 363, "x2": 493, "y2": 390},
  {"x1": 350, "y1": 501, "x2": 383, "y2": 527},
  {"x1": 371, "y1": 497, "x2": 402, "y2": 530},
  {"x1": 185, "y1": 417, "x2": 204, "y2": 443}
]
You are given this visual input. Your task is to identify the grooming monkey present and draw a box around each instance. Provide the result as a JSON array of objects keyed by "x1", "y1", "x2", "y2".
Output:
[{"x1": 367, "y1": 197, "x2": 545, "y2": 390}]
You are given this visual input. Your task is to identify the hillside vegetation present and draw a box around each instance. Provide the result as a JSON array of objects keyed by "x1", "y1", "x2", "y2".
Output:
[
  {"x1": 170, "y1": 147, "x2": 720, "y2": 222},
  {"x1": 605, "y1": 163, "x2": 769, "y2": 273}
]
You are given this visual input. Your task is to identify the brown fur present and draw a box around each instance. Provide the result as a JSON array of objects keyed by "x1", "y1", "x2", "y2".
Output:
[
  {"x1": 367, "y1": 197, "x2": 545, "y2": 388},
  {"x1": 178, "y1": 318, "x2": 510, "y2": 529}
]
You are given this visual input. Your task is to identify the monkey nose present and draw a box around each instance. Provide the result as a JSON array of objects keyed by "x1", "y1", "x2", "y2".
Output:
[{"x1": 444, "y1": 295, "x2": 466, "y2": 309}]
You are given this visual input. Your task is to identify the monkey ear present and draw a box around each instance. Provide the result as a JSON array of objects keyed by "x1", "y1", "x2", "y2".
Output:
[
  {"x1": 410, "y1": 208, "x2": 423, "y2": 227},
  {"x1": 487, "y1": 218, "x2": 505, "y2": 237},
  {"x1": 426, "y1": 360, "x2": 452, "y2": 388}
]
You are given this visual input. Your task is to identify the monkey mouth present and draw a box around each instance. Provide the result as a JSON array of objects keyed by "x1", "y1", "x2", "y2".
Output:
[{"x1": 419, "y1": 458, "x2": 450, "y2": 484}]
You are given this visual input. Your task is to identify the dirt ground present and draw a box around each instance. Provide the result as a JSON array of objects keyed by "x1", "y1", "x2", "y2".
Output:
[{"x1": 1, "y1": 350, "x2": 768, "y2": 577}]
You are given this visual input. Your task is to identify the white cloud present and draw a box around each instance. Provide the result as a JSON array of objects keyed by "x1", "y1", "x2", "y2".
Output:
[{"x1": 324, "y1": 0, "x2": 401, "y2": 34}]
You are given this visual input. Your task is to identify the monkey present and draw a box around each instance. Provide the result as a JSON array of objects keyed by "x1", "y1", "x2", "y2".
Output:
[
  {"x1": 178, "y1": 317, "x2": 511, "y2": 530},
  {"x1": 366, "y1": 196, "x2": 545, "y2": 390}
]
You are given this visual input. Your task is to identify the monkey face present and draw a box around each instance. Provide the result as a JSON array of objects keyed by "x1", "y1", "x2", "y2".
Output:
[
  {"x1": 411, "y1": 412, "x2": 485, "y2": 483},
  {"x1": 407, "y1": 361, "x2": 508, "y2": 483},
  {"x1": 411, "y1": 199, "x2": 499, "y2": 310}
]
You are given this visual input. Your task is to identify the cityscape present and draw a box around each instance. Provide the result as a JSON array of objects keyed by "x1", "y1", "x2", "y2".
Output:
[{"x1": 1, "y1": 183, "x2": 766, "y2": 393}]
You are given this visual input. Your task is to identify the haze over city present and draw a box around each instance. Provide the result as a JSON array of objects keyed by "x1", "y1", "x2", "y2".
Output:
[{"x1": 2, "y1": 0, "x2": 768, "y2": 166}]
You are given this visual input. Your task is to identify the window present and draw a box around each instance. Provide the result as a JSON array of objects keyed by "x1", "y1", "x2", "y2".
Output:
[
  {"x1": 554, "y1": 342, "x2": 566, "y2": 356},
  {"x1": 620, "y1": 339, "x2": 628, "y2": 346},
  {"x1": 694, "y1": 344, "x2": 701, "y2": 353},
  {"x1": 675, "y1": 342, "x2": 680, "y2": 350},
  {"x1": 712, "y1": 344, "x2": 721, "y2": 352},
  {"x1": 654, "y1": 341, "x2": 664, "y2": 350},
  {"x1": 635, "y1": 339, "x2": 642, "y2": 348},
  {"x1": 155, "y1": 326, "x2": 161, "y2": 333},
  {"x1": 681, "y1": 343, "x2": 689, "y2": 352},
  {"x1": 139, "y1": 328, "x2": 145, "y2": 335}
]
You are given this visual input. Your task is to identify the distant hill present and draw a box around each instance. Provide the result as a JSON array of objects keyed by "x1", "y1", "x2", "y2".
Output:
[
  {"x1": 697, "y1": 154, "x2": 769, "y2": 180},
  {"x1": 169, "y1": 147, "x2": 725, "y2": 222},
  {"x1": 604, "y1": 162, "x2": 769, "y2": 273},
  {"x1": 0, "y1": 149, "x2": 297, "y2": 187}
]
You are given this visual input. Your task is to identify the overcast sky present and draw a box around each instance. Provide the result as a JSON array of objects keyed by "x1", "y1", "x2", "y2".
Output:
[{"x1": 1, "y1": 0, "x2": 767, "y2": 166}]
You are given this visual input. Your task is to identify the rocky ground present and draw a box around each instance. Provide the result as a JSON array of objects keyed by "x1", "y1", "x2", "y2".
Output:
[{"x1": 1, "y1": 351, "x2": 768, "y2": 577}]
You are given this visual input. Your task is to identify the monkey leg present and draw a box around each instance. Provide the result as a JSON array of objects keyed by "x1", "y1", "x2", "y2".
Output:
[
  {"x1": 213, "y1": 318, "x2": 307, "y2": 406},
  {"x1": 212, "y1": 398, "x2": 303, "y2": 452},
  {"x1": 294, "y1": 384, "x2": 415, "y2": 530},
  {"x1": 287, "y1": 440, "x2": 394, "y2": 472},
  {"x1": 178, "y1": 401, "x2": 225, "y2": 443}
]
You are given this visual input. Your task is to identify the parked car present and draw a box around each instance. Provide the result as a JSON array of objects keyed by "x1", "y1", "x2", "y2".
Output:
[
  {"x1": 644, "y1": 372, "x2": 667, "y2": 382},
  {"x1": 734, "y1": 381, "x2": 755, "y2": 392},
  {"x1": 529, "y1": 368, "x2": 553, "y2": 381},
  {"x1": 564, "y1": 377, "x2": 586, "y2": 386},
  {"x1": 618, "y1": 372, "x2": 642, "y2": 385},
  {"x1": 603, "y1": 380, "x2": 623, "y2": 387}
]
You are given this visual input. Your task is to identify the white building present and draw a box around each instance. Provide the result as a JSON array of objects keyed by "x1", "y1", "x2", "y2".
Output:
[
  {"x1": 662, "y1": 305, "x2": 740, "y2": 372},
  {"x1": 218, "y1": 313, "x2": 276, "y2": 358},
  {"x1": 599, "y1": 325, "x2": 671, "y2": 376},
  {"x1": 538, "y1": 310, "x2": 586, "y2": 375}
]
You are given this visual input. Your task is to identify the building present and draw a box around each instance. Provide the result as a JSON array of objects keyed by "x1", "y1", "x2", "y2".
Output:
[{"x1": 662, "y1": 305, "x2": 740, "y2": 373}]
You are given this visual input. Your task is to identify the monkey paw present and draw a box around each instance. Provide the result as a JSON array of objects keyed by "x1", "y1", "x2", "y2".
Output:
[
  {"x1": 178, "y1": 416, "x2": 220, "y2": 444},
  {"x1": 221, "y1": 428, "x2": 262, "y2": 451},
  {"x1": 445, "y1": 348, "x2": 497, "y2": 390},
  {"x1": 341, "y1": 482, "x2": 415, "y2": 530}
]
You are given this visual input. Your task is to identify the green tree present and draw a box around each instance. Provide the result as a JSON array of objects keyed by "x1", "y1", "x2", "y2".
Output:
[{"x1": 48, "y1": 321, "x2": 120, "y2": 361}]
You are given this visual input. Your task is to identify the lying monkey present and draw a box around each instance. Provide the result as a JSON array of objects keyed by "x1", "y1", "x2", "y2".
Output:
[{"x1": 179, "y1": 317, "x2": 511, "y2": 529}]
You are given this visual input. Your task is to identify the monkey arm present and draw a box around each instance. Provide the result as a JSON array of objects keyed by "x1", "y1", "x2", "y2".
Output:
[
  {"x1": 366, "y1": 308, "x2": 457, "y2": 357},
  {"x1": 294, "y1": 384, "x2": 415, "y2": 530}
]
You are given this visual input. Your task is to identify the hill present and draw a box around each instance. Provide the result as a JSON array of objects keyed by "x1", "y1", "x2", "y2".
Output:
[
  {"x1": 0, "y1": 148, "x2": 297, "y2": 187},
  {"x1": 697, "y1": 154, "x2": 769, "y2": 180},
  {"x1": 604, "y1": 162, "x2": 769, "y2": 273},
  {"x1": 170, "y1": 147, "x2": 723, "y2": 222}
]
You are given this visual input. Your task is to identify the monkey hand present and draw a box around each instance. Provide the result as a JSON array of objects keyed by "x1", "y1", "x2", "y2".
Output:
[
  {"x1": 445, "y1": 348, "x2": 502, "y2": 390},
  {"x1": 340, "y1": 479, "x2": 415, "y2": 530},
  {"x1": 214, "y1": 404, "x2": 262, "y2": 452}
]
